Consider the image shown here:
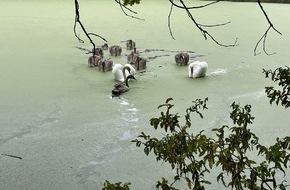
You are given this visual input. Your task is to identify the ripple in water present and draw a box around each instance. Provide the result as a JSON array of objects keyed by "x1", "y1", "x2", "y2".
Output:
[
  {"x1": 207, "y1": 68, "x2": 228, "y2": 77},
  {"x1": 118, "y1": 131, "x2": 133, "y2": 140}
]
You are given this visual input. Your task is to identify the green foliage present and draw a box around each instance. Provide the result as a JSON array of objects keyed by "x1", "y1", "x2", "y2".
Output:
[
  {"x1": 103, "y1": 68, "x2": 290, "y2": 189},
  {"x1": 102, "y1": 180, "x2": 131, "y2": 190},
  {"x1": 263, "y1": 66, "x2": 290, "y2": 108},
  {"x1": 132, "y1": 98, "x2": 289, "y2": 190},
  {"x1": 122, "y1": 0, "x2": 141, "y2": 6}
]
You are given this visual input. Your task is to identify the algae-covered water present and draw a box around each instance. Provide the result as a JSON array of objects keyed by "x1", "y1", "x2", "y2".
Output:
[{"x1": 0, "y1": 1, "x2": 289, "y2": 189}]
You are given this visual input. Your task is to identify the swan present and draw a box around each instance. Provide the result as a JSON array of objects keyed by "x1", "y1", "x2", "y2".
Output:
[
  {"x1": 112, "y1": 75, "x2": 136, "y2": 97},
  {"x1": 91, "y1": 47, "x2": 104, "y2": 57},
  {"x1": 134, "y1": 57, "x2": 147, "y2": 70},
  {"x1": 98, "y1": 58, "x2": 113, "y2": 72},
  {"x1": 88, "y1": 55, "x2": 102, "y2": 67},
  {"x1": 112, "y1": 63, "x2": 135, "y2": 82},
  {"x1": 188, "y1": 61, "x2": 208, "y2": 78},
  {"x1": 109, "y1": 45, "x2": 122, "y2": 56},
  {"x1": 127, "y1": 48, "x2": 139, "y2": 63},
  {"x1": 101, "y1": 43, "x2": 109, "y2": 50},
  {"x1": 175, "y1": 52, "x2": 189, "y2": 66},
  {"x1": 126, "y1": 39, "x2": 136, "y2": 50}
]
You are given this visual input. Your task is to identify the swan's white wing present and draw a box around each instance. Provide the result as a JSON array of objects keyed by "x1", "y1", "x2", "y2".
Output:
[
  {"x1": 188, "y1": 61, "x2": 208, "y2": 78},
  {"x1": 112, "y1": 64, "x2": 124, "y2": 82}
]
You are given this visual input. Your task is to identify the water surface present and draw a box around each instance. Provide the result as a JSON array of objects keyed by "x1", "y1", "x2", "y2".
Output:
[{"x1": 0, "y1": 1, "x2": 289, "y2": 189}]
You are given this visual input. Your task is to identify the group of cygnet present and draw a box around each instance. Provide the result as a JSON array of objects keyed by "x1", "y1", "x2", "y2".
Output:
[
  {"x1": 88, "y1": 40, "x2": 208, "y2": 97},
  {"x1": 88, "y1": 39, "x2": 146, "y2": 97}
]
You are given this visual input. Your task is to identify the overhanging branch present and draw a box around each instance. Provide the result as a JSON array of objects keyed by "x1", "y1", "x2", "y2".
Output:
[
  {"x1": 74, "y1": 0, "x2": 107, "y2": 56},
  {"x1": 168, "y1": 0, "x2": 238, "y2": 48},
  {"x1": 254, "y1": 0, "x2": 282, "y2": 56}
]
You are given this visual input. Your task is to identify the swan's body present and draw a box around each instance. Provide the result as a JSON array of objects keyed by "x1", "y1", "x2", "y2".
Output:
[
  {"x1": 92, "y1": 47, "x2": 104, "y2": 57},
  {"x1": 98, "y1": 58, "x2": 113, "y2": 72},
  {"x1": 188, "y1": 61, "x2": 208, "y2": 78},
  {"x1": 101, "y1": 43, "x2": 109, "y2": 50},
  {"x1": 109, "y1": 45, "x2": 122, "y2": 56},
  {"x1": 88, "y1": 55, "x2": 102, "y2": 67},
  {"x1": 112, "y1": 63, "x2": 135, "y2": 82},
  {"x1": 126, "y1": 39, "x2": 136, "y2": 50},
  {"x1": 112, "y1": 75, "x2": 136, "y2": 97},
  {"x1": 175, "y1": 52, "x2": 189, "y2": 66},
  {"x1": 127, "y1": 48, "x2": 139, "y2": 64},
  {"x1": 134, "y1": 57, "x2": 147, "y2": 70}
]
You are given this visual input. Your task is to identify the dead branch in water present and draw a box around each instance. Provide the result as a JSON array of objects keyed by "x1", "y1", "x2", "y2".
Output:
[{"x1": 1, "y1": 153, "x2": 22, "y2": 160}]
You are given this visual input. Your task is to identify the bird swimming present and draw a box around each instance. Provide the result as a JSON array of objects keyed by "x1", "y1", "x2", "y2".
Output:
[
  {"x1": 112, "y1": 75, "x2": 136, "y2": 97},
  {"x1": 112, "y1": 63, "x2": 135, "y2": 82},
  {"x1": 188, "y1": 61, "x2": 208, "y2": 78}
]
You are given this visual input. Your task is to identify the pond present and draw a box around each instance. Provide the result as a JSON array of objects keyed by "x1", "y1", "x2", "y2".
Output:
[{"x1": 0, "y1": 0, "x2": 289, "y2": 189}]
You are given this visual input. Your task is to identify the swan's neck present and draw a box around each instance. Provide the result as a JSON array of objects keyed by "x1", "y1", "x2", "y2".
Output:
[
  {"x1": 125, "y1": 77, "x2": 130, "y2": 87},
  {"x1": 190, "y1": 66, "x2": 194, "y2": 76},
  {"x1": 136, "y1": 59, "x2": 140, "y2": 70},
  {"x1": 122, "y1": 66, "x2": 130, "y2": 80}
]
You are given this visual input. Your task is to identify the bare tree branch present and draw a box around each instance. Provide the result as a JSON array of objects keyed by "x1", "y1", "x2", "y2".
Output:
[
  {"x1": 114, "y1": 0, "x2": 145, "y2": 20},
  {"x1": 254, "y1": 0, "x2": 282, "y2": 56},
  {"x1": 73, "y1": 0, "x2": 282, "y2": 56},
  {"x1": 169, "y1": 0, "x2": 222, "y2": 9},
  {"x1": 74, "y1": 0, "x2": 107, "y2": 56},
  {"x1": 168, "y1": 0, "x2": 238, "y2": 48},
  {"x1": 168, "y1": 3, "x2": 176, "y2": 40}
]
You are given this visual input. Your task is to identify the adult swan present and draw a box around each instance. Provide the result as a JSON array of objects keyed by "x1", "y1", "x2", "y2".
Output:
[
  {"x1": 112, "y1": 63, "x2": 135, "y2": 82},
  {"x1": 188, "y1": 61, "x2": 208, "y2": 78}
]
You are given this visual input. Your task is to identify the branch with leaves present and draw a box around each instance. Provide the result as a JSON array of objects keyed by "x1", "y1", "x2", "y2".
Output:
[
  {"x1": 263, "y1": 66, "x2": 290, "y2": 108},
  {"x1": 131, "y1": 98, "x2": 290, "y2": 190}
]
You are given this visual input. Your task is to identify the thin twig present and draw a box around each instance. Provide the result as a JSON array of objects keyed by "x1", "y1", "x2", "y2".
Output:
[
  {"x1": 169, "y1": 0, "x2": 221, "y2": 9},
  {"x1": 168, "y1": 0, "x2": 237, "y2": 47},
  {"x1": 115, "y1": 0, "x2": 145, "y2": 20},
  {"x1": 74, "y1": 0, "x2": 107, "y2": 56},
  {"x1": 254, "y1": 0, "x2": 282, "y2": 55},
  {"x1": 199, "y1": 21, "x2": 231, "y2": 28},
  {"x1": 168, "y1": 3, "x2": 176, "y2": 40}
]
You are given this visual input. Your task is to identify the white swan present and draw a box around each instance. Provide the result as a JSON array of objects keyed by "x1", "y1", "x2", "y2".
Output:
[
  {"x1": 188, "y1": 61, "x2": 208, "y2": 78},
  {"x1": 112, "y1": 63, "x2": 135, "y2": 82}
]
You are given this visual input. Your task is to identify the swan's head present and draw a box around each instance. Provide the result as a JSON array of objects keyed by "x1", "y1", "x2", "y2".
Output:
[{"x1": 126, "y1": 75, "x2": 136, "y2": 81}]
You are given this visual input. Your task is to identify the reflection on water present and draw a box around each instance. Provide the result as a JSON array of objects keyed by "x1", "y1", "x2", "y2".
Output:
[{"x1": 0, "y1": 0, "x2": 290, "y2": 189}]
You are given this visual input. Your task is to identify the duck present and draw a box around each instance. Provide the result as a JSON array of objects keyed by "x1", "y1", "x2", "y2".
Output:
[
  {"x1": 188, "y1": 61, "x2": 208, "y2": 78},
  {"x1": 112, "y1": 75, "x2": 136, "y2": 97},
  {"x1": 112, "y1": 63, "x2": 135, "y2": 82}
]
